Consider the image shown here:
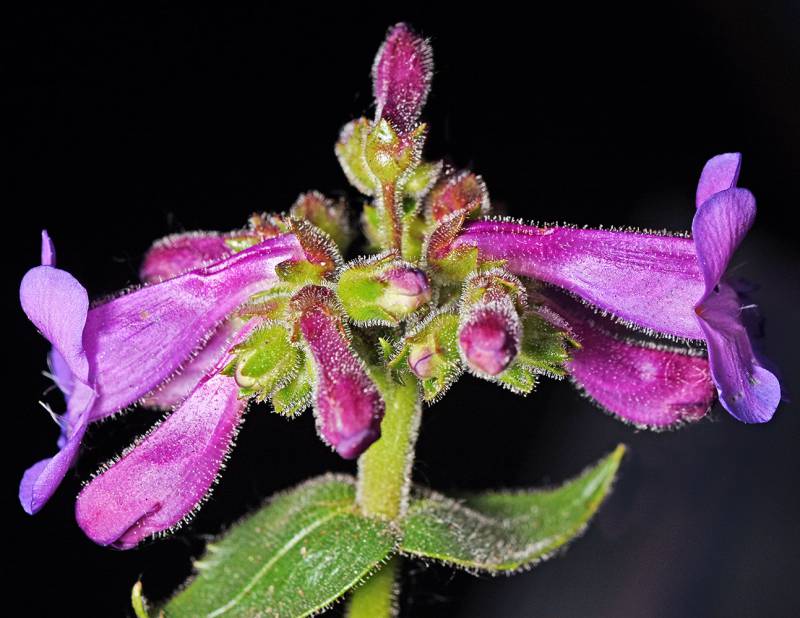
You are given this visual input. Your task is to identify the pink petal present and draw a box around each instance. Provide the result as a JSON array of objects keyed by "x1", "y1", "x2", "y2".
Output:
[
  {"x1": 547, "y1": 293, "x2": 715, "y2": 428},
  {"x1": 140, "y1": 232, "x2": 232, "y2": 283},
  {"x1": 75, "y1": 362, "x2": 247, "y2": 548},
  {"x1": 456, "y1": 221, "x2": 706, "y2": 340},
  {"x1": 20, "y1": 266, "x2": 90, "y2": 384},
  {"x1": 85, "y1": 234, "x2": 302, "y2": 420},
  {"x1": 141, "y1": 319, "x2": 242, "y2": 410},
  {"x1": 696, "y1": 152, "x2": 741, "y2": 208},
  {"x1": 41, "y1": 229, "x2": 56, "y2": 266}
]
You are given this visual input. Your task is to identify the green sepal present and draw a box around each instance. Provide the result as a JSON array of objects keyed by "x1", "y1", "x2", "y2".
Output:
[
  {"x1": 161, "y1": 476, "x2": 398, "y2": 618},
  {"x1": 239, "y1": 290, "x2": 293, "y2": 322},
  {"x1": 131, "y1": 581, "x2": 150, "y2": 618},
  {"x1": 401, "y1": 212, "x2": 428, "y2": 263},
  {"x1": 271, "y1": 350, "x2": 315, "y2": 417},
  {"x1": 361, "y1": 204, "x2": 383, "y2": 252},
  {"x1": 364, "y1": 119, "x2": 425, "y2": 185},
  {"x1": 336, "y1": 118, "x2": 377, "y2": 196},
  {"x1": 290, "y1": 191, "x2": 353, "y2": 253},
  {"x1": 399, "y1": 445, "x2": 626, "y2": 572},
  {"x1": 230, "y1": 323, "x2": 300, "y2": 400},
  {"x1": 515, "y1": 312, "x2": 571, "y2": 378},
  {"x1": 275, "y1": 258, "x2": 328, "y2": 287},
  {"x1": 495, "y1": 362, "x2": 538, "y2": 394},
  {"x1": 432, "y1": 245, "x2": 479, "y2": 284},
  {"x1": 401, "y1": 160, "x2": 443, "y2": 199}
]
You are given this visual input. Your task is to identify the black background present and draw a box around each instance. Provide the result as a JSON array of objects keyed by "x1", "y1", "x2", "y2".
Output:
[{"x1": 6, "y1": 4, "x2": 799, "y2": 617}]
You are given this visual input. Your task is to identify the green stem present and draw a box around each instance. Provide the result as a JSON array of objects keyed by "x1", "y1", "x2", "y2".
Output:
[
  {"x1": 380, "y1": 182, "x2": 403, "y2": 253},
  {"x1": 356, "y1": 374, "x2": 421, "y2": 519},
  {"x1": 350, "y1": 373, "x2": 420, "y2": 616},
  {"x1": 345, "y1": 557, "x2": 399, "y2": 618}
]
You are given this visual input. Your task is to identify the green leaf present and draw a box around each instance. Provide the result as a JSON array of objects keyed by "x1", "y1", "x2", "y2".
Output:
[
  {"x1": 162, "y1": 476, "x2": 398, "y2": 618},
  {"x1": 400, "y1": 445, "x2": 625, "y2": 572}
]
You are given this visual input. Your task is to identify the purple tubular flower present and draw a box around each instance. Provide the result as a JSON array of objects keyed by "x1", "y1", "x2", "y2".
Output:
[
  {"x1": 75, "y1": 325, "x2": 257, "y2": 549},
  {"x1": 20, "y1": 233, "x2": 303, "y2": 513},
  {"x1": 545, "y1": 291, "x2": 715, "y2": 427},
  {"x1": 292, "y1": 286, "x2": 385, "y2": 459},
  {"x1": 142, "y1": 319, "x2": 243, "y2": 410},
  {"x1": 138, "y1": 234, "x2": 241, "y2": 409},
  {"x1": 454, "y1": 154, "x2": 780, "y2": 423},
  {"x1": 459, "y1": 300, "x2": 521, "y2": 376},
  {"x1": 455, "y1": 223, "x2": 705, "y2": 339},
  {"x1": 372, "y1": 23, "x2": 433, "y2": 133},
  {"x1": 83, "y1": 234, "x2": 302, "y2": 419}
]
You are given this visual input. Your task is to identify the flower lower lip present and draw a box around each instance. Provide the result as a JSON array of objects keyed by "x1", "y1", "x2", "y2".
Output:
[{"x1": 336, "y1": 427, "x2": 381, "y2": 459}]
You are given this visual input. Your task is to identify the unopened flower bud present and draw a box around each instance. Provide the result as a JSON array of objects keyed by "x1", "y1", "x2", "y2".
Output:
[
  {"x1": 458, "y1": 270, "x2": 525, "y2": 377},
  {"x1": 380, "y1": 266, "x2": 432, "y2": 316},
  {"x1": 290, "y1": 191, "x2": 352, "y2": 251},
  {"x1": 372, "y1": 23, "x2": 433, "y2": 134},
  {"x1": 392, "y1": 310, "x2": 462, "y2": 401},
  {"x1": 459, "y1": 303, "x2": 521, "y2": 376},
  {"x1": 291, "y1": 286, "x2": 384, "y2": 459},
  {"x1": 337, "y1": 253, "x2": 431, "y2": 325},
  {"x1": 425, "y1": 170, "x2": 490, "y2": 222}
]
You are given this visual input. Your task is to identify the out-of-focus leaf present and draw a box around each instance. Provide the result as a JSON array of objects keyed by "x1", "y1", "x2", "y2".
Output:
[{"x1": 400, "y1": 445, "x2": 625, "y2": 572}]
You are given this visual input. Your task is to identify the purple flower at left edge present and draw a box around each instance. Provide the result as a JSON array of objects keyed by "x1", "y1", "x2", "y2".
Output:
[
  {"x1": 19, "y1": 231, "x2": 95, "y2": 514},
  {"x1": 19, "y1": 231, "x2": 303, "y2": 517},
  {"x1": 453, "y1": 153, "x2": 781, "y2": 423},
  {"x1": 75, "y1": 321, "x2": 261, "y2": 549}
]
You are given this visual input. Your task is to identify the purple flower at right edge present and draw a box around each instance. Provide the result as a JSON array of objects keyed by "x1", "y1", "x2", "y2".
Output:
[{"x1": 454, "y1": 153, "x2": 781, "y2": 423}]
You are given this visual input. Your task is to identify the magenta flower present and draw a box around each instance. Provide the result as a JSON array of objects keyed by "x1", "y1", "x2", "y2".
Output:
[
  {"x1": 291, "y1": 285, "x2": 385, "y2": 459},
  {"x1": 19, "y1": 231, "x2": 302, "y2": 523},
  {"x1": 542, "y1": 289, "x2": 716, "y2": 428},
  {"x1": 19, "y1": 22, "x2": 783, "y2": 581},
  {"x1": 453, "y1": 153, "x2": 780, "y2": 423}
]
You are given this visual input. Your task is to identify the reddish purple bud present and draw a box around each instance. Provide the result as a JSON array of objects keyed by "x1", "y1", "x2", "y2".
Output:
[
  {"x1": 372, "y1": 23, "x2": 433, "y2": 134},
  {"x1": 291, "y1": 286, "x2": 385, "y2": 459},
  {"x1": 425, "y1": 170, "x2": 490, "y2": 222},
  {"x1": 459, "y1": 302, "x2": 521, "y2": 376}
]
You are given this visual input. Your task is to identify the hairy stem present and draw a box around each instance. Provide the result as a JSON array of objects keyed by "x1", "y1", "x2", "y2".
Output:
[
  {"x1": 380, "y1": 182, "x2": 403, "y2": 252},
  {"x1": 356, "y1": 374, "x2": 421, "y2": 518},
  {"x1": 345, "y1": 557, "x2": 399, "y2": 618},
  {"x1": 351, "y1": 374, "x2": 420, "y2": 615}
]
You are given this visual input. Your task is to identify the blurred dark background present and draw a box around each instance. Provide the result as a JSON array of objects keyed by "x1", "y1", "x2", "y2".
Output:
[{"x1": 6, "y1": 4, "x2": 799, "y2": 617}]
